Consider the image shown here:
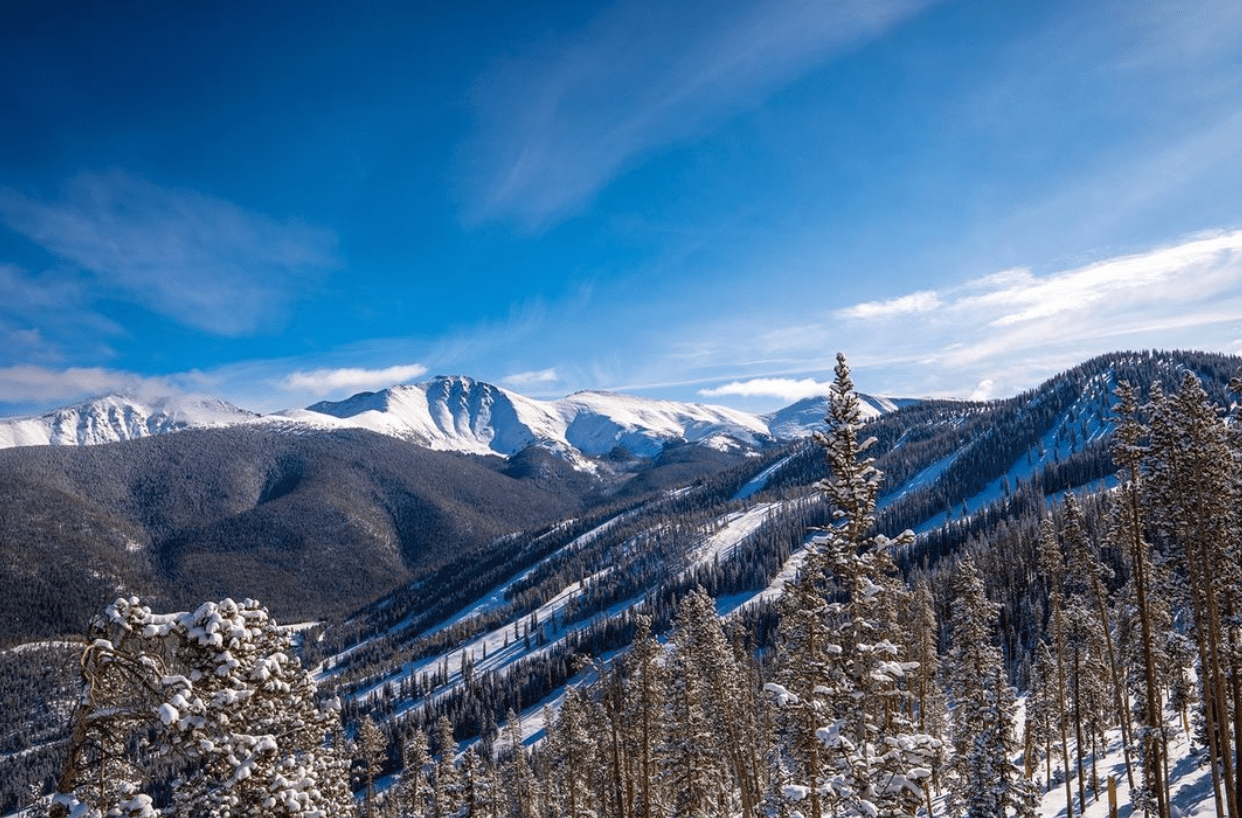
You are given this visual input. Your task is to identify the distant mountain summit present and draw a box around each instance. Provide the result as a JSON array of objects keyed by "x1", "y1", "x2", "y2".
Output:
[
  {"x1": 0, "y1": 394, "x2": 257, "y2": 449},
  {"x1": 304, "y1": 375, "x2": 776, "y2": 457},
  {"x1": 304, "y1": 376, "x2": 553, "y2": 455},
  {"x1": 764, "y1": 392, "x2": 915, "y2": 441}
]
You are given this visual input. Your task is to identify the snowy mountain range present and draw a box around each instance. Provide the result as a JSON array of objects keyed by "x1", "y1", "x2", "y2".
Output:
[
  {"x1": 0, "y1": 375, "x2": 902, "y2": 457},
  {"x1": 0, "y1": 394, "x2": 258, "y2": 449}
]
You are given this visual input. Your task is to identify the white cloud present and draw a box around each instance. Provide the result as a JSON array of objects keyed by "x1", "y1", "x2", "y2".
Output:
[
  {"x1": 836, "y1": 290, "x2": 941, "y2": 320},
  {"x1": 279, "y1": 364, "x2": 428, "y2": 396},
  {"x1": 0, "y1": 172, "x2": 337, "y2": 336},
  {"x1": 502, "y1": 368, "x2": 559, "y2": 388},
  {"x1": 969, "y1": 379, "x2": 996, "y2": 401},
  {"x1": 700, "y1": 377, "x2": 831, "y2": 402},
  {"x1": 465, "y1": 0, "x2": 942, "y2": 227},
  {"x1": 822, "y1": 229, "x2": 1242, "y2": 395},
  {"x1": 0, "y1": 365, "x2": 186, "y2": 409}
]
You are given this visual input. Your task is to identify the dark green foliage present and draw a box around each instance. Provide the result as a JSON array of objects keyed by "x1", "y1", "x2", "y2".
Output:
[
  {"x1": 0, "y1": 426, "x2": 583, "y2": 642},
  {"x1": 0, "y1": 643, "x2": 79, "y2": 813}
]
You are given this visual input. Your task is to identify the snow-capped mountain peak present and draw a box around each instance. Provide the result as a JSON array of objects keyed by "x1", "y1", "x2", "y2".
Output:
[
  {"x1": 302, "y1": 375, "x2": 781, "y2": 458},
  {"x1": 305, "y1": 376, "x2": 561, "y2": 456},
  {"x1": 764, "y1": 392, "x2": 914, "y2": 441},
  {"x1": 0, "y1": 394, "x2": 258, "y2": 449}
]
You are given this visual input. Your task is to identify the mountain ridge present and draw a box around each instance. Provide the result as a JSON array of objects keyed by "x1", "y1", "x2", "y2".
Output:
[
  {"x1": 0, "y1": 394, "x2": 258, "y2": 449},
  {"x1": 0, "y1": 374, "x2": 907, "y2": 457}
]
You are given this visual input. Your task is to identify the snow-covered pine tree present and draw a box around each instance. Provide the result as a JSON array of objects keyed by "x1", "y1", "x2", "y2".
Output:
[
  {"x1": 1037, "y1": 518, "x2": 1077, "y2": 818},
  {"x1": 400, "y1": 729, "x2": 432, "y2": 818},
  {"x1": 1108, "y1": 381, "x2": 1170, "y2": 818},
  {"x1": 357, "y1": 714, "x2": 386, "y2": 815},
  {"x1": 767, "y1": 512, "x2": 833, "y2": 818},
  {"x1": 1145, "y1": 375, "x2": 1241, "y2": 818},
  {"x1": 664, "y1": 588, "x2": 733, "y2": 818},
  {"x1": 945, "y1": 557, "x2": 1037, "y2": 818},
  {"x1": 1056, "y1": 500, "x2": 1113, "y2": 806},
  {"x1": 623, "y1": 616, "x2": 667, "y2": 818},
  {"x1": 461, "y1": 745, "x2": 501, "y2": 818},
  {"x1": 546, "y1": 687, "x2": 597, "y2": 818},
  {"x1": 1062, "y1": 492, "x2": 1136, "y2": 792},
  {"x1": 594, "y1": 659, "x2": 631, "y2": 818},
  {"x1": 1025, "y1": 640, "x2": 1060, "y2": 792},
  {"x1": 906, "y1": 578, "x2": 949, "y2": 815},
  {"x1": 501, "y1": 710, "x2": 539, "y2": 818},
  {"x1": 51, "y1": 597, "x2": 355, "y2": 818},
  {"x1": 767, "y1": 353, "x2": 942, "y2": 818},
  {"x1": 432, "y1": 715, "x2": 462, "y2": 818}
]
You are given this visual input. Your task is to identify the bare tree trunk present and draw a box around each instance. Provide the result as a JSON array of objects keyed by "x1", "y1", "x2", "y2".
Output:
[
  {"x1": 1056, "y1": 610, "x2": 1075, "y2": 817},
  {"x1": 1090, "y1": 566, "x2": 1137, "y2": 792},
  {"x1": 1126, "y1": 479, "x2": 1171, "y2": 818},
  {"x1": 1073, "y1": 647, "x2": 1088, "y2": 813}
]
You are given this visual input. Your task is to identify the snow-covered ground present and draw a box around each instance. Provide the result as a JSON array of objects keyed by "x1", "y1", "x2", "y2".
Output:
[
  {"x1": 1023, "y1": 707, "x2": 1218, "y2": 818},
  {"x1": 336, "y1": 496, "x2": 797, "y2": 713},
  {"x1": 734, "y1": 453, "x2": 798, "y2": 500}
]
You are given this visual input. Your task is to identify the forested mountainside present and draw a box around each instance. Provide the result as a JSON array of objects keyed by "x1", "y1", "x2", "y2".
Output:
[
  {"x1": 0, "y1": 426, "x2": 583, "y2": 643},
  {"x1": 3, "y1": 348, "x2": 1242, "y2": 816},
  {"x1": 0, "y1": 419, "x2": 771, "y2": 646}
]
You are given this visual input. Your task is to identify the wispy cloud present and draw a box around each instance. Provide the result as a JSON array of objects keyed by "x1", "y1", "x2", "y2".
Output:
[
  {"x1": 0, "y1": 365, "x2": 188, "y2": 410},
  {"x1": 828, "y1": 229, "x2": 1242, "y2": 393},
  {"x1": 0, "y1": 263, "x2": 86, "y2": 312},
  {"x1": 465, "y1": 0, "x2": 940, "y2": 227},
  {"x1": 0, "y1": 263, "x2": 122, "y2": 365},
  {"x1": 700, "y1": 376, "x2": 831, "y2": 402},
  {"x1": 502, "y1": 367, "x2": 559, "y2": 389},
  {"x1": 0, "y1": 171, "x2": 337, "y2": 336},
  {"x1": 279, "y1": 364, "x2": 428, "y2": 397},
  {"x1": 837, "y1": 291, "x2": 941, "y2": 320}
]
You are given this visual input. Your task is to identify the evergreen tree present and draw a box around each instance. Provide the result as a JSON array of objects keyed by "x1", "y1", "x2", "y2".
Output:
[
  {"x1": 357, "y1": 715, "x2": 387, "y2": 815},
  {"x1": 433, "y1": 715, "x2": 461, "y2": 818},
  {"x1": 1108, "y1": 381, "x2": 1170, "y2": 818},
  {"x1": 546, "y1": 688, "x2": 597, "y2": 818},
  {"x1": 1026, "y1": 640, "x2": 1060, "y2": 792},
  {"x1": 767, "y1": 353, "x2": 942, "y2": 818},
  {"x1": 501, "y1": 711, "x2": 538, "y2": 818},
  {"x1": 461, "y1": 745, "x2": 500, "y2": 818},
  {"x1": 1145, "y1": 375, "x2": 1241, "y2": 818},
  {"x1": 624, "y1": 617, "x2": 667, "y2": 818},
  {"x1": 1038, "y1": 518, "x2": 1078, "y2": 818},
  {"x1": 400, "y1": 729, "x2": 432, "y2": 818},
  {"x1": 664, "y1": 589, "x2": 731, "y2": 817},
  {"x1": 945, "y1": 558, "x2": 1037, "y2": 818},
  {"x1": 1062, "y1": 492, "x2": 1136, "y2": 791},
  {"x1": 907, "y1": 578, "x2": 949, "y2": 815},
  {"x1": 50, "y1": 597, "x2": 355, "y2": 818}
]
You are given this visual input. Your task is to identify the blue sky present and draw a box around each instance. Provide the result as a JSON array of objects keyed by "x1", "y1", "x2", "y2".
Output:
[{"x1": 3, "y1": 0, "x2": 1242, "y2": 416}]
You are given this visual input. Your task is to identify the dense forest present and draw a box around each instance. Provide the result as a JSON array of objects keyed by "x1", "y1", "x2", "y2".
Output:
[
  {"x1": 7, "y1": 349, "x2": 1242, "y2": 817},
  {"x1": 327, "y1": 354, "x2": 1241, "y2": 818}
]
